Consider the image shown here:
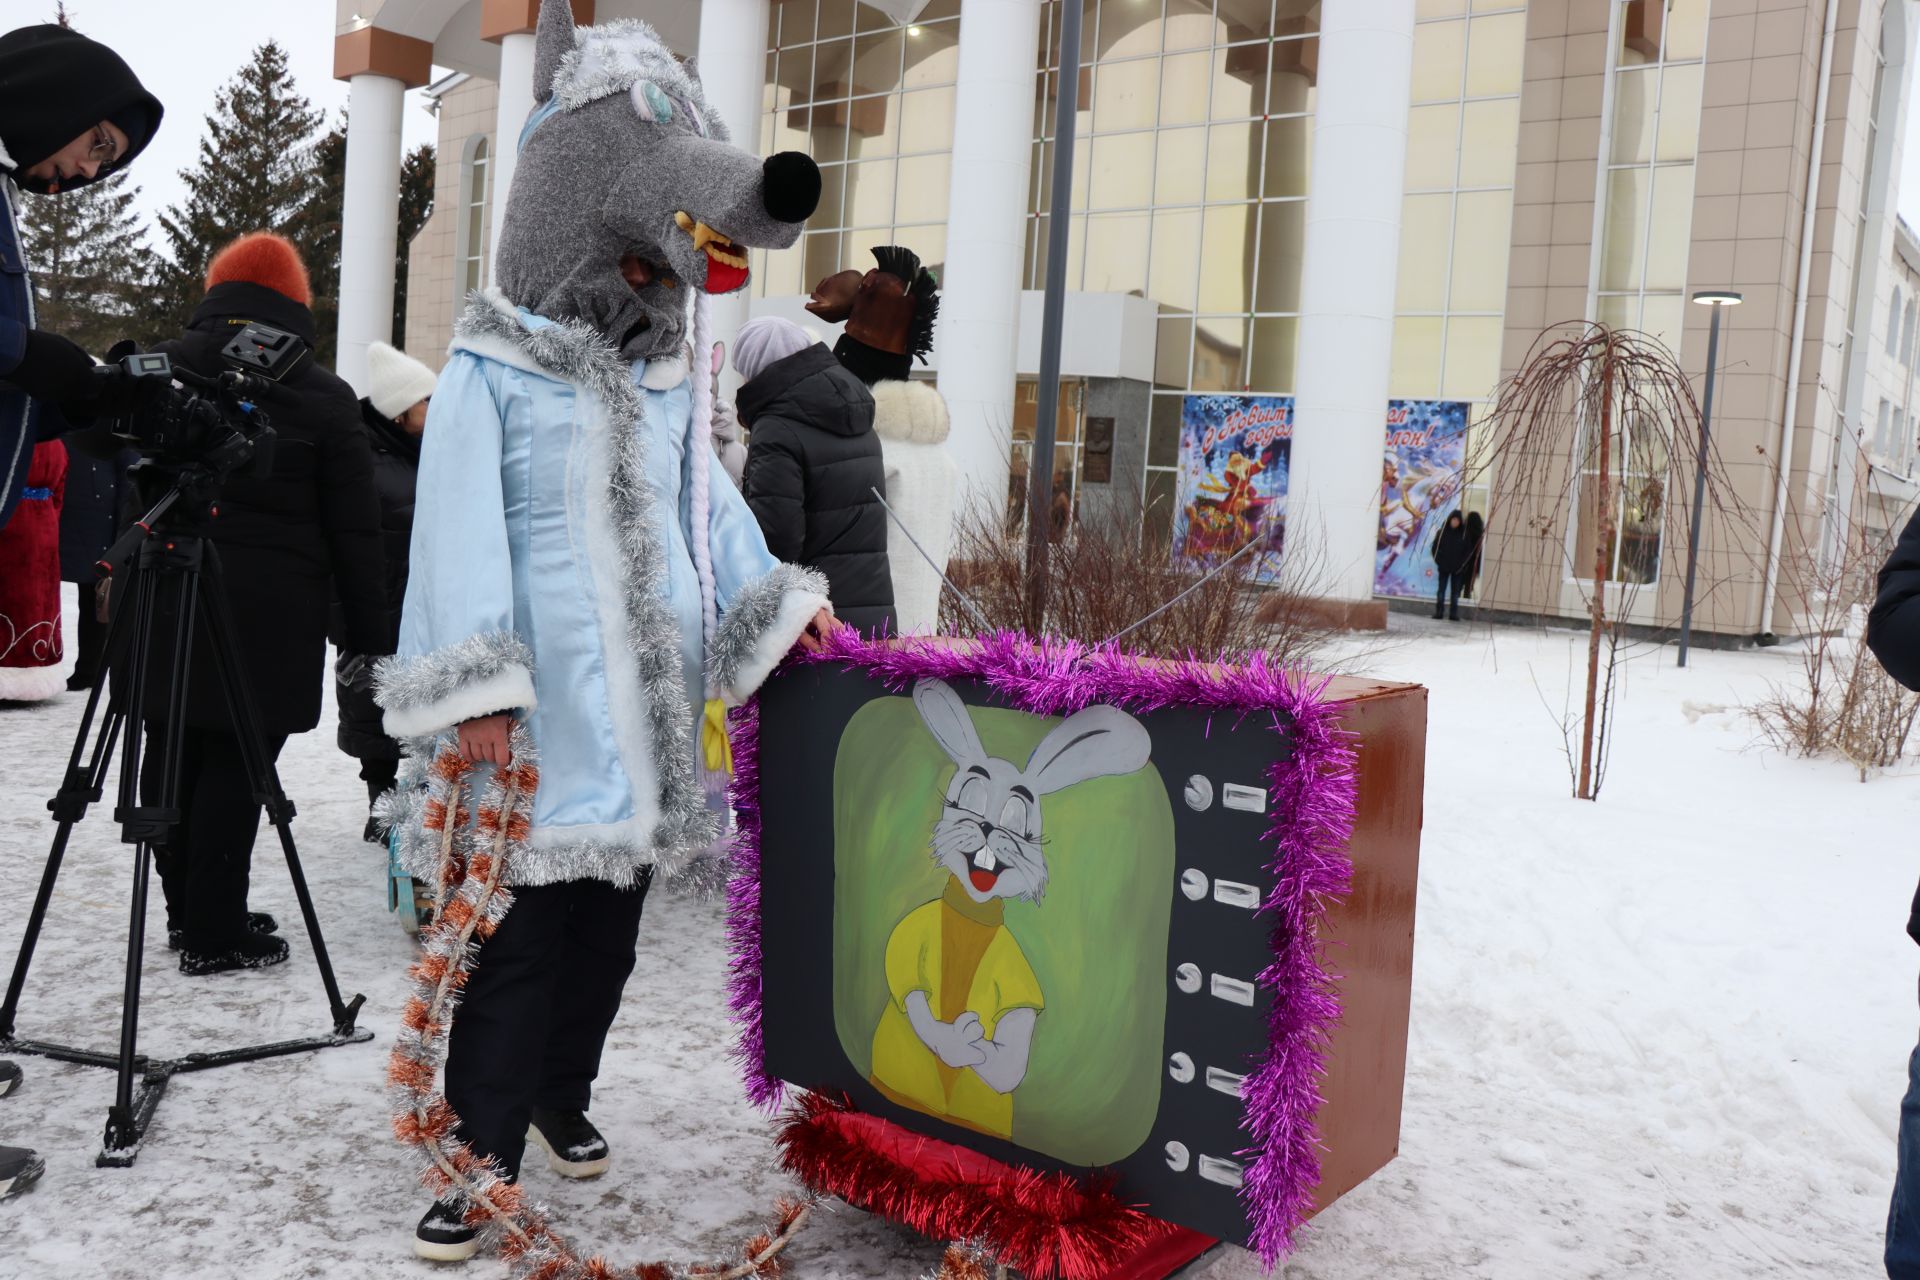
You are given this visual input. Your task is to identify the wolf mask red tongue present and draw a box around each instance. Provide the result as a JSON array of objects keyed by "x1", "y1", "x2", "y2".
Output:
[{"x1": 704, "y1": 258, "x2": 749, "y2": 294}]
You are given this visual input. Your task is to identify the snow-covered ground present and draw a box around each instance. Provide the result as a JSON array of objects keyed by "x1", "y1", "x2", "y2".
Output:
[{"x1": 0, "y1": 588, "x2": 1908, "y2": 1279}]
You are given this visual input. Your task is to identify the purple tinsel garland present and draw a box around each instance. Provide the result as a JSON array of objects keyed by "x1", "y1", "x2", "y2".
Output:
[{"x1": 724, "y1": 631, "x2": 1358, "y2": 1265}]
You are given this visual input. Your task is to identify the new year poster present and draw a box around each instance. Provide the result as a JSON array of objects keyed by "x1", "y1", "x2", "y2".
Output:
[
  {"x1": 1374, "y1": 399, "x2": 1469, "y2": 599},
  {"x1": 1171, "y1": 394, "x2": 1292, "y2": 581}
]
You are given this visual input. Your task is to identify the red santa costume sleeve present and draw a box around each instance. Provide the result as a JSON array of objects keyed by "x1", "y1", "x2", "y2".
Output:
[{"x1": 0, "y1": 438, "x2": 68, "y2": 701}]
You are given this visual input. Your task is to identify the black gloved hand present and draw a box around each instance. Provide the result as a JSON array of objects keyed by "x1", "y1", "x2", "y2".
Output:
[
  {"x1": 5, "y1": 330, "x2": 171, "y2": 419},
  {"x1": 80, "y1": 361, "x2": 172, "y2": 418},
  {"x1": 5, "y1": 328, "x2": 98, "y2": 402}
]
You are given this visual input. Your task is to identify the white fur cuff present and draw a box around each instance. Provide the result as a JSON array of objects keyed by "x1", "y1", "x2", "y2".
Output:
[
  {"x1": 723, "y1": 587, "x2": 828, "y2": 705},
  {"x1": 382, "y1": 664, "x2": 536, "y2": 740}
]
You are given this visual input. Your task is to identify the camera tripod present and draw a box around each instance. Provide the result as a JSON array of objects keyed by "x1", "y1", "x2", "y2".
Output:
[{"x1": 0, "y1": 471, "x2": 370, "y2": 1167}]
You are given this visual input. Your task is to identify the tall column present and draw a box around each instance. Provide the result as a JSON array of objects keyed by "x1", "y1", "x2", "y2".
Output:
[
  {"x1": 937, "y1": 0, "x2": 1044, "y2": 513},
  {"x1": 338, "y1": 75, "x2": 406, "y2": 394},
  {"x1": 488, "y1": 31, "x2": 537, "y2": 274},
  {"x1": 698, "y1": 0, "x2": 771, "y2": 396},
  {"x1": 333, "y1": 24, "x2": 432, "y2": 391},
  {"x1": 1285, "y1": 2, "x2": 1416, "y2": 604}
]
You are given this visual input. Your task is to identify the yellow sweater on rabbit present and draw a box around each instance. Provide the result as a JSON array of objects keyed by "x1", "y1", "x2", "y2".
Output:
[{"x1": 871, "y1": 880, "x2": 1044, "y2": 1138}]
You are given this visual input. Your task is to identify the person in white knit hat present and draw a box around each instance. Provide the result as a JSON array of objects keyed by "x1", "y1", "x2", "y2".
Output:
[
  {"x1": 366, "y1": 339, "x2": 437, "y2": 434},
  {"x1": 338, "y1": 341, "x2": 437, "y2": 928}
]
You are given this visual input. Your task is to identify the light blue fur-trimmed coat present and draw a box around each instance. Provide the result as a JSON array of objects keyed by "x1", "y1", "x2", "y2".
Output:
[{"x1": 375, "y1": 290, "x2": 827, "y2": 886}]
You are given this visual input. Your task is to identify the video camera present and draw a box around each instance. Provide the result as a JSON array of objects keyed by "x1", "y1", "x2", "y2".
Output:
[
  {"x1": 86, "y1": 323, "x2": 311, "y2": 578},
  {"x1": 105, "y1": 321, "x2": 309, "y2": 482}
]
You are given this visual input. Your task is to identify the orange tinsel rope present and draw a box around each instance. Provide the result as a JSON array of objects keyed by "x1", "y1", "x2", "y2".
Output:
[{"x1": 387, "y1": 730, "x2": 813, "y2": 1279}]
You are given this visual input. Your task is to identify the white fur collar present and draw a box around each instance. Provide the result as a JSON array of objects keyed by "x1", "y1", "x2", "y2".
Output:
[
  {"x1": 0, "y1": 138, "x2": 15, "y2": 172},
  {"x1": 871, "y1": 378, "x2": 951, "y2": 445},
  {"x1": 451, "y1": 287, "x2": 687, "y2": 400},
  {"x1": 640, "y1": 348, "x2": 689, "y2": 390}
]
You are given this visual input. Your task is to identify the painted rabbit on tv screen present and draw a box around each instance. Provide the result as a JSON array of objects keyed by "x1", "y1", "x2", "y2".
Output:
[{"x1": 869, "y1": 679, "x2": 1151, "y2": 1139}]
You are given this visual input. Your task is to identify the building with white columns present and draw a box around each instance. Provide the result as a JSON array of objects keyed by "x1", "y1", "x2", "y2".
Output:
[{"x1": 336, "y1": 0, "x2": 1920, "y2": 640}]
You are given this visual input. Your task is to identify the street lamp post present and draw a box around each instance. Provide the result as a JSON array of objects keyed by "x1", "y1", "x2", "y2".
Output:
[
  {"x1": 1024, "y1": 0, "x2": 1082, "y2": 633},
  {"x1": 1678, "y1": 289, "x2": 1742, "y2": 668}
]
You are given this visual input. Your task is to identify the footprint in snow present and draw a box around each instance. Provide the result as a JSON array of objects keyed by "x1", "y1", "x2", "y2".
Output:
[{"x1": 1495, "y1": 1141, "x2": 1550, "y2": 1170}]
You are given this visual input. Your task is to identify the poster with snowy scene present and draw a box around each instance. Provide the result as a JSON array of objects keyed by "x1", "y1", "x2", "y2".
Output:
[
  {"x1": 1171, "y1": 394, "x2": 1292, "y2": 582},
  {"x1": 1373, "y1": 400, "x2": 1469, "y2": 599}
]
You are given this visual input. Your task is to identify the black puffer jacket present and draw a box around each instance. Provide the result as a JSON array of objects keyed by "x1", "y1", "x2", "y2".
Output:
[
  {"x1": 141, "y1": 282, "x2": 388, "y2": 737},
  {"x1": 334, "y1": 398, "x2": 421, "y2": 760},
  {"x1": 58, "y1": 442, "x2": 138, "y2": 584},
  {"x1": 740, "y1": 343, "x2": 894, "y2": 634},
  {"x1": 1432, "y1": 518, "x2": 1473, "y2": 575},
  {"x1": 1867, "y1": 506, "x2": 1920, "y2": 945}
]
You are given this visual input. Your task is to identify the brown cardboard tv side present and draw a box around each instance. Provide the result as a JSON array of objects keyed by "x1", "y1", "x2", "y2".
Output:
[{"x1": 1308, "y1": 676, "x2": 1425, "y2": 1216}]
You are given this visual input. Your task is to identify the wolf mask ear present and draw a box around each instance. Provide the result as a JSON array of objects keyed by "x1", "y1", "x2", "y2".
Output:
[{"x1": 532, "y1": 0, "x2": 578, "y2": 106}]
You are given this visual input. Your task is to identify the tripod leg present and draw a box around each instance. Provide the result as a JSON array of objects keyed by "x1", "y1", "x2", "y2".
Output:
[
  {"x1": 104, "y1": 558, "x2": 199, "y2": 1155},
  {"x1": 0, "y1": 565, "x2": 147, "y2": 1042},
  {"x1": 196, "y1": 546, "x2": 362, "y2": 1036}
]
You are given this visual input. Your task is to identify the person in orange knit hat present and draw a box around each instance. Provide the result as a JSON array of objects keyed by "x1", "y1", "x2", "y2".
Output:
[{"x1": 131, "y1": 231, "x2": 389, "y2": 976}]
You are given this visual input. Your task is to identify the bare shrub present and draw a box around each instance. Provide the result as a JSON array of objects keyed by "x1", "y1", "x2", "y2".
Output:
[
  {"x1": 1750, "y1": 507, "x2": 1920, "y2": 780},
  {"x1": 936, "y1": 477, "x2": 1339, "y2": 669}
]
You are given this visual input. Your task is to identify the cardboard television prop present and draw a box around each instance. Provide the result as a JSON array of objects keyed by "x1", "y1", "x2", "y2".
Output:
[{"x1": 728, "y1": 635, "x2": 1423, "y2": 1277}]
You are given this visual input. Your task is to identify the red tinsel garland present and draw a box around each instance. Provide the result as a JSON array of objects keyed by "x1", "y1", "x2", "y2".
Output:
[{"x1": 775, "y1": 1092, "x2": 1180, "y2": 1280}]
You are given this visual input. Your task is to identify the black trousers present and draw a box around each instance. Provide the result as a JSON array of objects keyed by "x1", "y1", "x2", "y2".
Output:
[
  {"x1": 140, "y1": 724, "x2": 288, "y2": 940},
  {"x1": 359, "y1": 756, "x2": 399, "y2": 809},
  {"x1": 1435, "y1": 570, "x2": 1467, "y2": 617},
  {"x1": 67, "y1": 604, "x2": 109, "y2": 691},
  {"x1": 444, "y1": 873, "x2": 652, "y2": 1180}
]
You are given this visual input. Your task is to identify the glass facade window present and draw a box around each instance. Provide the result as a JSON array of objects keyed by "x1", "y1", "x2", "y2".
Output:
[
  {"x1": 1574, "y1": 413, "x2": 1669, "y2": 586},
  {"x1": 1388, "y1": 3, "x2": 1527, "y2": 527},
  {"x1": 459, "y1": 135, "x2": 490, "y2": 299},
  {"x1": 754, "y1": 1, "x2": 1325, "y2": 541},
  {"x1": 1020, "y1": 1, "x2": 1320, "y2": 538},
  {"x1": 1576, "y1": 0, "x2": 1710, "y2": 586},
  {"x1": 754, "y1": 0, "x2": 962, "y2": 299},
  {"x1": 1594, "y1": 0, "x2": 1708, "y2": 354}
]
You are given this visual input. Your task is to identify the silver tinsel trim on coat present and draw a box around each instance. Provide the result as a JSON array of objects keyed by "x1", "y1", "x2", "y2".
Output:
[
  {"x1": 708, "y1": 561, "x2": 829, "y2": 698},
  {"x1": 406, "y1": 292, "x2": 720, "y2": 885},
  {"x1": 373, "y1": 630, "x2": 533, "y2": 720}
]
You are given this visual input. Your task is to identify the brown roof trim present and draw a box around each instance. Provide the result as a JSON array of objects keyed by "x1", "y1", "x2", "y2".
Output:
[
  {"x1": 333, "y1": 25, "x2": 434, "y2": 88},
  {"x1": 481, "y1": 0, "x2": 595, "y2": 42}
]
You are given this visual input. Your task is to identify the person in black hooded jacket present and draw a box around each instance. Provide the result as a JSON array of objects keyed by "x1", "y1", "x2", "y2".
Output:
[
  {"x1": 1431, "y1": 510, "x2": 1473, "y2": 621},
  {"x1": 0, "y1": 21, "x2": 167, "y2": 534},
  {"x1": 0, "y1": 16, "x2": 166, "y2": 1206},
  {"x1": 1867, "y1": 505, "x2": 1920, "y2": 1278},
  {"x1": 332, "y1": 341, "x2": 433, "y2": 845},
  {"x1": 736, "y1": 317, "x2": 894, "y2": 635},
  {"x1": 135, "y1": 233, "x2": 387, "y2": 977}
]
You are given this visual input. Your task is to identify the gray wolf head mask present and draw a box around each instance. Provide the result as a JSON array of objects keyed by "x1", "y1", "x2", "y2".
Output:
[{"x1": 494, "y1": 0, "x2": 821, "y2": 362}]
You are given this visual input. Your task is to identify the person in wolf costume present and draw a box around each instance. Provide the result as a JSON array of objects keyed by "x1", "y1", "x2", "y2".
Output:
[{"x1": 374, "y1": 3, "x2": 831, "y2": 1260}]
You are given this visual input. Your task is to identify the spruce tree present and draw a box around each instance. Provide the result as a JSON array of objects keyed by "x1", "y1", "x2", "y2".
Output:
[
  {"x1": 154, "y1": 40, "x2": 322, "y2": 333},
  {"x1": 395, "y1": 143, "x2": 437, "y2": 346},
  {"x1": 16, "y1": 168, "x2": 159, "y2": 352},
  {"x1": 296, "y1": 119, "x2": 345, "y2": 367}
]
